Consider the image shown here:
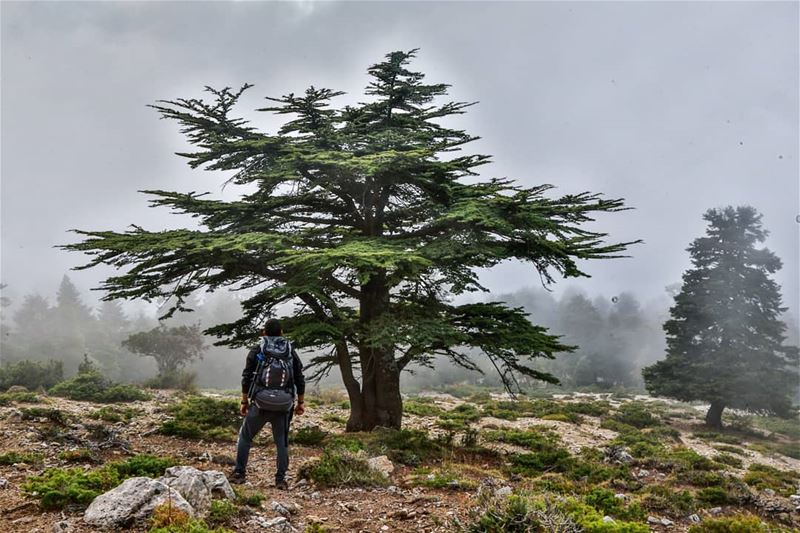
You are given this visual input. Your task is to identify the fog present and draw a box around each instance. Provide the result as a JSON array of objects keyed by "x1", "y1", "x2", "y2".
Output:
[{"x1": 1, "y1": 2, "x2": 798, "y2": 395}]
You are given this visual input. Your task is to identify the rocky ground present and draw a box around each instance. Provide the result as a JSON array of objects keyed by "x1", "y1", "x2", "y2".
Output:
[{"x1": 0, "y1": 389, "x2": 798, "y2": 532}]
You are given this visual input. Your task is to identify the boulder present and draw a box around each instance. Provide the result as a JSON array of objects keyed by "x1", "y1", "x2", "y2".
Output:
[
  {"x1": 367, "y1": 455, "x2": 394, "y2": 477},
  {"x1": 84, "y1": 477, "x2": 193, "y2": 528},
  {"x1": 158, "y1": 466, "x2": 235, "y2": 511}
]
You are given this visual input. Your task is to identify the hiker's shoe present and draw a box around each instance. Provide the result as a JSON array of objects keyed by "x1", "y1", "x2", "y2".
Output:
[
  {"x1": 229, "y1": 470, "x2": 246, "y2": 485},
  {"x1": 275, "y1": 478, "x2": 289, "y2": 490}
]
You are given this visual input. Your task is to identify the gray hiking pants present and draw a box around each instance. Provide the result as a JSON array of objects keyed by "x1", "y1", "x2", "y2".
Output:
[{"x1": 234, "y1": 404, "x2": 291, "y2": 481}]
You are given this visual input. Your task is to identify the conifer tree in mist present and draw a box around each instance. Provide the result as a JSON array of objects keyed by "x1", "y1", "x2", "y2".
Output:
[
  {"x1": 643, "y1": 206, "x2": 799, "y2": 428},
  {"x1": 63, "y1": 50, "x2": 638, "y2": 430}
]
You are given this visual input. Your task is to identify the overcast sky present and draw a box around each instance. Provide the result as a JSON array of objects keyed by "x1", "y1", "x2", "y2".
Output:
[{"x1": 1, "y1": 1, "x2": 798, "y2": 322}]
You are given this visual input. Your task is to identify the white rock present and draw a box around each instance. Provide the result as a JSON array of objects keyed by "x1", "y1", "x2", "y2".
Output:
[
  {"x1": 689, "y1": 513, "x2": 701, "y2": 523},
  {"x1": 709, "y1": 507, "x2": 723, "y2": 515},
  {"x1": 367, "y1": 455, "x2": 394, "y2": 476},
  {"x1": 272, "y1": 501, "x2": 290, "y2": 516},
  {"x1": 157, "y1": 466, "x2": 236, "y2": 512},
  {"x1": 494, "y1": 486, "x2": 513, "y2": 498},
  {"x1": 614, "y1": 493, "x2": 626, "y2": 500},
  {"x1": 661, "y1": 518, "x2": 674, "y2": 526},
  {"x1": 84, "y1": 477, "x2": 194, "y2": 528},
  {"x1": 0, "y1": 477, "x2": 8, "y2": 489},
  {"x1": 262, "y1": 516, "x2": 297, "y2": 532},
  {"x1": 647, "y1": 516, "x2": 660, "y2": 524},
  {"x1": 310, "y1": 491, "x2": 321, "y2": 501},
  {"x1": 789, "y1": 495, "x2": 800, "y2": 502},
  {"x1": 763, "y1": 488, "x2": 776, "y2": 497},
  {"x1": 602, "y1": 516, "x2": 615, "y2": 523},
  {"x1": 51, "y1": 520, "x2": 71, "y2": 533}
]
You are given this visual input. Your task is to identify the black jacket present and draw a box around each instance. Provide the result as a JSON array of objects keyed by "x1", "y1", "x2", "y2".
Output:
[{"x1": 241, "y1": 336, "x2": 305, "y2": 397}]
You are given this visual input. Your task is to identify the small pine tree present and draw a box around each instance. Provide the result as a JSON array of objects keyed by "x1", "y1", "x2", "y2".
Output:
[{"x1": 643, "y1": 206, "x2": 799, "y2": 427}]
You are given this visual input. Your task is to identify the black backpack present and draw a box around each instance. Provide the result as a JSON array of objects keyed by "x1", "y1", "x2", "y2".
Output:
[{"x1": 252, "y1": 336, "x2": 295, "y2": 412}]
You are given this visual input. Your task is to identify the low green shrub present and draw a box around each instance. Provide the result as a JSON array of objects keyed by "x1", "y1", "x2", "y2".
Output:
[
  {"x1": 49, "y1": 371, "x2": 149, "y2": 403},
  {"x1": 23, "y1": 454, "x2": 176, "y2": 509},
  {"x1": 90, "y1": 405, "x2": 142, "y2": 423},
  {"x1": 232, "y1": 487, "x2": 265, "y2": 507},
  {"x1": 367, "y1": 427, "x2": 443, "y2": 466},
  {"x1": 0, "y1": 359, "x2": 64, "y2": 391},
  {"x1": 608, "y1": 402, "x2": 662, "y2": 429},
  {"x1": 696, "y1": 486, "x2": 735, "y2": 506},
  {"x1": 0, "y1": 451, "x2": 43, "y2": 465},
  {"x1": 0, "y1": 390, "x2": 40, "y2": 405},
  {"x1": 206, "y1": 499, "x2": 237, "y2": 525},
  {"x1": 20, "y1": 406, "x2": 71, "y2": 425},
  {"x1": 290, "y1": 425, "x2": 327, "y2": 446},
  {"x1": 743, "y1": 463, "x2": 799, "y2": 497},
  {"x1": 411, "y1": 466, "x2": 478, "y2": 490},
  {"x1": 713, "y1": 444, "x2": 747, "y2": 456},
  {"x1": 404, "y1": 398, "x2": 444, "y2": 417},
  {"x1": 298, "y1": 449, "x2": 389, "y2": 488},
  {"x1": 457, "y1": 491, "x2": 649, "y2": 533},
  {"x1": 692, "y1": 431, "x2": 743, "y2": 445},
  {"x1": 713, "y1": 452, "x2": 744, "y2": 469},
  {"x1": 160, "y1": 396, "x2": 240, "y2": 441},
  {"x1": 688, "y1": 514, "x2": 793, "y2": 532},
  {"x1": 58, "y1": 448, "x2": 95, "y2": 463},
  {"x1": 639, "y1": 485, "x2": 696, "y2": 516}
]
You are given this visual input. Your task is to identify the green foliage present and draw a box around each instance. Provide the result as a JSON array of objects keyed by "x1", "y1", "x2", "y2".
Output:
[
  {"x1": 713, "y1": 444, "x2": 747, "y2": 456},
  {"x1": 63, "y1": 50, "x2": 638, "y2": 429},
  {"x1": 743, "y1": 463, "x2": 799, "y2": 497},
  {"x1": 160, "y1": 396, "x2": 240, "y2": 441},
  {"x1": 232, "y1": 486, "x2": 265, "y2": 507},
  {"x1": 290, "y1": 425, "x2": 328, "y2": 446},
  {"x1": 688, "y1": 514, "x2": 793, "y2": 533},
  {"x1": 713, "y1": 453, "x2": 744, "y2": 469},
  {"x1": 304, "y1": 524, "x2": 329, "y2": 533},
  {"x1": 692, "y1": 431, "x2": 743, "y2": 445},
  {"x1": 411, "y1": 466, "x2": 478, "y2": 490},
  {"x1": 371, "y1": 427, "x2": 443, "y2": 465},
  {"x1": 643, "y1": 206, "x2": 800, "y2": 421},
  {"x1": 207, "y1": 499, "x2": 237, "y2": 525},
  {"x1": 22, "y1": 454, "x2": 175, "y2": 509},
  {"x1": 298, "y1": 449, "x2": 389, "y2": 488},
  {"x1": 404, "y1": 398, "x2": 445, "y2": 417},
  {"x1": 49, "y1": 370, "x2": 149, "y2": 403},
  {"x1": 0, "y1": 359, "x2": 64, "y2": 391},
  {"x1": 609, "y1": 402, "x2": 662, "y2": 429},
  {"x1": 58, "y1": 448, "x2": 95, "y2": 463},
  {"x1": 0, "y1": 390, "x2": 40, "y2": 405},
  {"x1": 696, "y1": 486, "x2": 735, "y2": 506},
  {"x1": 0, "y1": 451, "x2": 43, "y2": 465},
  {"x1": 20, "y1": 406, "x2": 71, "y2": 425},
  {"x1": 459, "y1": 491, "x2": 648, "y2": 533},
  {"x1": 640, "y1": 485, "x2": 696, "y2": 516},
  {"x1": 90, "y1": 405, "x2": 142, "y2": 422}
]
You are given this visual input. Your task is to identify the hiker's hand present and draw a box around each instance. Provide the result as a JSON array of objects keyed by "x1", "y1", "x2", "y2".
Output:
[
  {"x1": 295, "y1": 401, "x2": 305, "y2": 416},
  {"x1": 240, "y1": 401, "x2": 249, "y2": 416}
]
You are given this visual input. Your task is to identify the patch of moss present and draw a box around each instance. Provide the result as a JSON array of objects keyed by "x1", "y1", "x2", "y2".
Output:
[
  {"x1": 58, "y1": 448, "x2": 95, "y2": 463},
  {"x1": 206, "y1": 499, "x2": 237, "y2": 525},
  {"x1": 232, "y1": 486, "x2": 265, "y2": 507},
  {"x1": 608, "y1": 402, "x2": 662, "y2": 429}
]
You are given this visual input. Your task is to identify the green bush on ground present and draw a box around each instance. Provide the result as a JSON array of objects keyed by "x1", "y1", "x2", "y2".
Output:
[
  {"x1": 298, "y1": 449, "x2": 389, "y2": 488},
  {"x1": 49, "y1": 370, "x2": 149, "y2": 403},
  {"x1": 23, "y1": 454, "x2": 176, "y2": 509},
  {"x1": 160, "y1": 396, "x2": 241, "y2": 441},
  {"x1": 0, "y1": 359, "x2": 64, "y2": 391}
]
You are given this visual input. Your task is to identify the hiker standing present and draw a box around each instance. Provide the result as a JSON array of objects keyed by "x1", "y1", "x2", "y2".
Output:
[{"x1": 230, "y1": 318, "x2": 305, "y2": 488}]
